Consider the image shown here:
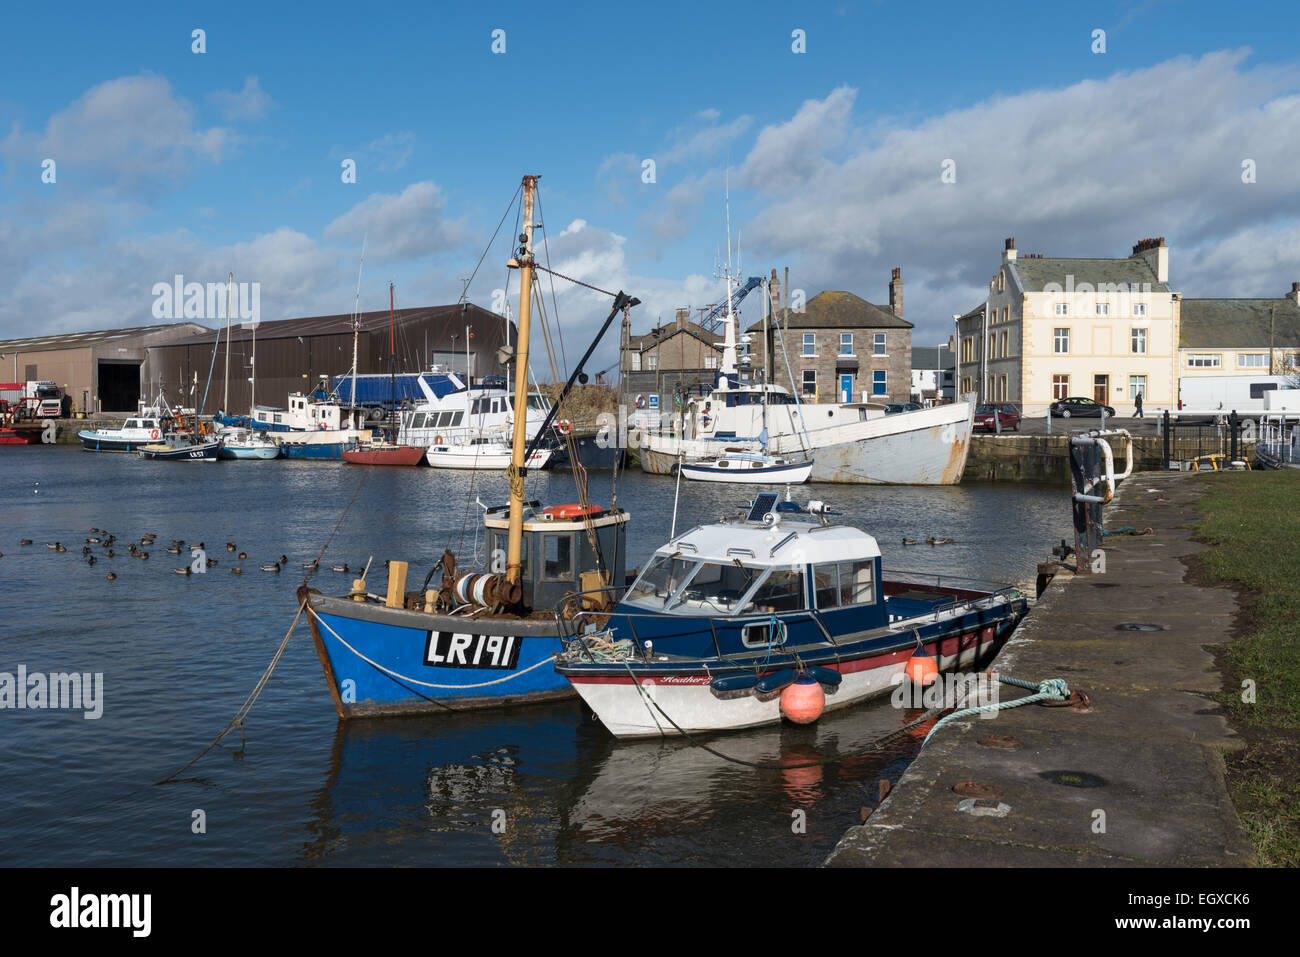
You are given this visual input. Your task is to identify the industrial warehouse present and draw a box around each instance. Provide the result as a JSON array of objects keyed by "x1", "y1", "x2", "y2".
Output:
[{"x1": 0, "y1": 302, "x2": 513, "y2": 416}]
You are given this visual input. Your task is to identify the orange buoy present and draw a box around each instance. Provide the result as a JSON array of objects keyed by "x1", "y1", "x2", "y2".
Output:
[
  {"x1": 780, "y1": 673, "x2": 825, "y2": 724},
  {"x1": 906, "y1": 649, "x2": 939, "y2": 687},
  {"x1": 544, "y1": 503, "x2": 603, "y2": 521}
]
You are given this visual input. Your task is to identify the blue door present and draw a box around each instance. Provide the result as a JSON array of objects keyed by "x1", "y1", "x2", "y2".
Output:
[{"x1": 840, "y1": 374, "x2": 853, "y2": 403}]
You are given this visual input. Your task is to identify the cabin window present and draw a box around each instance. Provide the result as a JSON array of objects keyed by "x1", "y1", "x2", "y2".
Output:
[
  {"x1": 542, "y1": 533, "x2": 574, "y2": 581},
  {"x1": 410, "y1": 413, "x2": 426, "y2": 429},
  {"x1": 450, "y1": 411, "x2": 464, "y2": 426},
  {"x1": 816, "y1": 560, "x2": 875, "y2": 607},
  {"x1": 671, "y1": 561, "x2": 764, "y2": 613},
  {"x1": 626, "y1": 555, "x2": 697, "y2": 608},
  {"x1": 738, "y1": 568, "x2": 805, "y2": 614}
]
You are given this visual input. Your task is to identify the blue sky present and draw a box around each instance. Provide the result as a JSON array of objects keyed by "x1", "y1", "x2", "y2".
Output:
[{"x1": 2, "y1": 0, "x2": 1299, "y2": 376}]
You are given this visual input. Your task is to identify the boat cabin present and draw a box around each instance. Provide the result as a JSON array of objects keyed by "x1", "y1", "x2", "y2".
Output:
[
  {"x1": 253, "y1": 394, "x2": 366, "y2": 432},
  {"x1": 482, "y1": 504, "x2": 629, "y2": 611},
  {"x1": 618, "y1": 493, "x2": 886, "y2": 639}
]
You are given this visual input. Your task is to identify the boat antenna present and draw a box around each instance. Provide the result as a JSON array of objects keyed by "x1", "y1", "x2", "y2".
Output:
[{"x1": 350, "y1": 234, "x2": 367, "y2": 410}]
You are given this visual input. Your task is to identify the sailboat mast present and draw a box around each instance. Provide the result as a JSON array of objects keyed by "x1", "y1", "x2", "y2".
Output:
[
  {"x1": 389, "y1": 282, "x2": 396, "y2": 433},
  {"x1": 504, "y1": 175, "x2": 538, "y2": 601},
  {"x1": 223, "y1": 272, "x2": 232, "y2": 412}
]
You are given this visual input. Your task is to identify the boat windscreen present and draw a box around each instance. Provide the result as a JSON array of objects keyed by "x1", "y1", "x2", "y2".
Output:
[{"x1": 625, "y1": 555, "x2": 697, "y2": 609}]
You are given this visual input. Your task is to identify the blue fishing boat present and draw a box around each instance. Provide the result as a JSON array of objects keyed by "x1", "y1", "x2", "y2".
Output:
[
  {"x1": 556, "y1": 492, "x2": 1028, "y2": 738},
  {"x1": 301, "y1": 175, "x2": 641, "y2": 717}
]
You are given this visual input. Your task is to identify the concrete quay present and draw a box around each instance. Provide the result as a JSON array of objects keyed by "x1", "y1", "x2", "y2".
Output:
[{"x1": 826, "y1": 470, "x2": 1255, "y2": 867}]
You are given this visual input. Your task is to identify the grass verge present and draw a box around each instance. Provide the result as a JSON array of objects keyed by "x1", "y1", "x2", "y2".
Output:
[{"x1": 1194, "y1": 470, "x2": 1300, "y2": 866}]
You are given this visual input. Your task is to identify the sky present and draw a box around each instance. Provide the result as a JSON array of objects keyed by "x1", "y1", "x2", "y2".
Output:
[{"x1": 2, "y1": 0, "x2": 1299, "y2": 380}]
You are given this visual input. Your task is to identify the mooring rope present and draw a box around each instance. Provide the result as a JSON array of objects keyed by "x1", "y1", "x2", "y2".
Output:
[
  {"x1": 308, "y1": 606, "x2": 555, "y2": 689},
  {"x1": 155, "y1": 597, "x2": 308, "y2": 785},
  {"x1": 921, "y1": 674, "x2": 1072, "y2": 743}
]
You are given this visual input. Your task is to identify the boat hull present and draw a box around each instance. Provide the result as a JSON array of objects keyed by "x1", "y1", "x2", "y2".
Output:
[
  {"x1": 304, "y1": 592, "x2": 575, "y2": 718},
  {"x1": 342, "y1": 445, "x2": 427, "y2": 466},
  {"x1": 137, "y1": 441, "x2": 220, "y2": 461},
  {"x1": 638, "y1": 402, "x2": 973, "y2": 485},
  {"x1": 217, "y1": 445, "x2": 280, "y2": 460},
  {"x1": 562, "y1": 617, "x2": 1014, "y2": 739},
  {"x1": 681, "y1": 460, "x2": 812, "y2": 483},
  {"x1": 1, "y1": 426, "x2": 44, "y2": 445},
  {"x1": 78, "y1": 431, "x2": 150, "y2": 452},
  {"x1": 425, "y1": 447, "x2": 552, "y2": 469}
]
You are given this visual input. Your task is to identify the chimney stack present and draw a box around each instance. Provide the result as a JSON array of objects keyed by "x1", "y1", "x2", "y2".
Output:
[
  {"x1": 1002, "y1": 237, "x2": 1017, "y2": 262},
  {"x1": 1289, "y1": 282, "x2": 1300, "y2": 307},
  {"x1": 889, "y1": 266, "x2": 903, "y2": 318},
  {"x1": 675, "y1": 307, "x2": 689, "y2": 331},
  {"x1": 1131, "y1": 236, "x2": 1169, "y2": 284},
  {"x1": 769, "y1": 268, "x2": 781, "y2": 318}
]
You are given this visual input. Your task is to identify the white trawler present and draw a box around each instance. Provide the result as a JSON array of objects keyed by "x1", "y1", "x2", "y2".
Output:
[{"x1": 633, "y1": 244, "x2": 973, "y2": 485}]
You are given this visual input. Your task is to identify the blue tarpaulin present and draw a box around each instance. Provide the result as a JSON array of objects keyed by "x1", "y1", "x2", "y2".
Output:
[{"x1": 330, "y1": 373, "x2": 464, "y2": 406}]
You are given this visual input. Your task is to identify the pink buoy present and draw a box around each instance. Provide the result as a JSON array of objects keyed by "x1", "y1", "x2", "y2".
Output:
[{"x1": 780, "y1": 673, "x2": 825, "y2": 724}]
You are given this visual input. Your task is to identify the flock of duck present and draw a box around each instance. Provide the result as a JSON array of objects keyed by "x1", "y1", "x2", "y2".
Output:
[{"x1": 11, "y1": 529, "x2": 353, "y2": 581}]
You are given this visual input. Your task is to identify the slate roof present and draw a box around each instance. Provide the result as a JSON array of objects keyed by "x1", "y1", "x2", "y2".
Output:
[
  {"x1": 0, "y1": 322, "x2": 210, "y2": 352},
  {"x1": 912, "y1": 345, "x2": 956, "y2": 371},
  {"x1": 1179, "y1": 298, "x2": 1300, "y2": 349},
  {"x1": 1010, "y1": 256, "x2": 1171, "y2": 294},
  {"x1": 628, "y1": 323, "x2": 723, "y2": 352},
  {"x1": 746, "y1": 291, "x2": 911, "y2": 333}
]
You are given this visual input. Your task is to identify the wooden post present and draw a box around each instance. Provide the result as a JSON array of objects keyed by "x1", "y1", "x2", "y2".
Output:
[{"x1": 386, "y1": 560, "x2": 408, "y2": 609}]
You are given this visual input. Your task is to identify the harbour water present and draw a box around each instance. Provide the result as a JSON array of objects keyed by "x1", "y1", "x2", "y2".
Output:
[{"x1": 1, "y1": 446, "x2": 1069, "y2": 866}]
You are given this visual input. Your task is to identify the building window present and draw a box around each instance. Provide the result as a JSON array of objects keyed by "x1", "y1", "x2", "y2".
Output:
[
  {"x1": 1055, "y1": 302, "x2": 1069, "y2": 316},
  {"x1": 999, "y1": 374, "x2": 1008, "y2": 400},
  {"x1": 1131, "y1": 328, "x2": 1147, "y2": 354},
  {"x1": 1129, "y1": 375, "x2": 1147, "y2": 399},
  {"x1": 704, "y1": 355, "x2": 718, "y2": 369},
  {"x1": 1186, "y1": 354, "x2": 1221, "y2": 368},
  {"x1": 840, "y1": 333, "x2": 853, "y2": 355},
  {"x1": 1096, "y1": 302, "x2": 1110, "y2": 316},
  {"x1": 1238, "y1": 353, "x2": 1267, "y2": 368},
  {"x1": 1133, "y1": 303, "x2": 1147, "y2": 317},
  {"x1": 873, "y1": 333, "x2": 886, "y2": 356},
  {"x1": 1287, "y1": 354, "x2": 1300, "y2": 369},
  {"x1": 802, "y1": 369, "x2": 816, "y2": 395},
  {"x1": 629, "y1": 352, "x2": 641, "y2": 371},
  {"x1": 872, "y1": 370, "x2": 887, "y2": 395},
  {"x1": 1052, "y1": 375, "x2": 1070, "y2": 400},
  {"x1": 1001, "y1": 305, "x2": 1009, "y2": 324},
  {"x1": 802, "y1": 334, "x2": 815, "y2": 356},
  {"x1": 1000, "y1": 330, "x2": 1010, "y2": 358},
  {"x1": 998, "y1": 271, "x2": 1005, "y2": 293},
  {"x1": 1054, "y1": 328, "x2": 1070, "y2": 354},
  {"x1": 646, "y1": 355, "x2": 658, "y2": 371}
]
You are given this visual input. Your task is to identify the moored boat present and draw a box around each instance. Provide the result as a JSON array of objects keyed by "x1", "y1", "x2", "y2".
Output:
[
  {"x1": 425, "y1": 435, "x2": 552, "y2": 469},
  {"x1": 681, "y1": 450, "x2": 812, "y2": 484},
  {"x1": 555, "y1": 491, "x2": 1028, "y2": 738},
  {"x1": 341, "y1": 441, "x2": 426, "y2": 466},
  {"x1": 138, "y1": 436, "x2": 221, "y2": 461},
  {"x1": 217, "y1": 427, "x2": 280, "y2": 460}
]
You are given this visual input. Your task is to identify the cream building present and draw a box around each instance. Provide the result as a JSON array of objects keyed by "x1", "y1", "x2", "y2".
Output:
[
  {"x1": 956, "y1": 237, "x2": 1178, "y2": 415},
  {"x1": 1177, "y1": 287, "x2": 1300, "y2": 407}
]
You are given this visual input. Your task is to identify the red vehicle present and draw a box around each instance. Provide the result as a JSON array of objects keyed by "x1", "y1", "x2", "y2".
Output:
[{"x1": 973, "y1": 402, "x2": 1021, "y2": 432}]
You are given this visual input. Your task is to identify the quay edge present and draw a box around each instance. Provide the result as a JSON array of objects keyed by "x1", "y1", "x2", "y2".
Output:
[{"x1": 825, "y1": 470, "x2": 1255, "y2": 868}]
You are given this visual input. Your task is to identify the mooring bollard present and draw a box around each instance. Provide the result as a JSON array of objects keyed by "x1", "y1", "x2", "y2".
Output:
[
  {"x1": 995, "y1": 409, "x2": 1001, "y2": 434},
  {"x1": 1047, "y1": 407, "x2": 1052, "y2": 435}
]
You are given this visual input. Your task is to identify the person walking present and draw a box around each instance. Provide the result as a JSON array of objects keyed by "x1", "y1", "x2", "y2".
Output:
[{"x1": 1134, "y1": 390, "x2": 1144, "y2": 418}]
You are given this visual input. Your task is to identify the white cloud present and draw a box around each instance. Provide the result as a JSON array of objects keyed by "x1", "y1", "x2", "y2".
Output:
[
  {"x1": 323, "y1": 181, "x2": 470, "y2": 262},
  {"x1": 209, "y1": 75, "x2": 272, "y2": 122},
  {"x1": 1, "y1": 73, "x2": 233, "y2": 195}
]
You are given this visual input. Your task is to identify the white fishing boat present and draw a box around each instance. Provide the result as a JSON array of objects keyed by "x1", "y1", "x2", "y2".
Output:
[
  {"x1": 78, "y1": 392, "x2": 180, "y2": 452},
  {"x1": 680, "y1": 450, "x2": 812, "y2": 484},
  {"x1": 425, "y1": 435, "x2": 552, "y2": 470},
  {"x1": 216, "y1": 427, "x2": 280, "y2": 460}
]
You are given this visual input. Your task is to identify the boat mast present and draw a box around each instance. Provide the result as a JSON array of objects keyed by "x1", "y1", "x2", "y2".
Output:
[
  {"x1": 223, "y1": 272, "x2": 232, "y2": 413},
  {"x1": 389, "y1": 282, "x2": 396, "y2": 436},
  {"x1": 350, "y1": 235, "x2": 366, "y2": 412},
  {"x1": 504, "y1": 175, "x2": 538, "y2": 604},
  {"x1": 719, "y1": 174, "x2": 738, "y2": 386}
]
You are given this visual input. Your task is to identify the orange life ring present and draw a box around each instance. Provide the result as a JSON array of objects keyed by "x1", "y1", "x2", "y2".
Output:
[
  {"x1": 635, "y1": 394, "x2": 646, "y2": 409},
  {"x1": 150, "y1": 429, "x2": 159, "y2": 439},
  {"x1": 556, "y1": 419, "x2": 572, "y2": 435},
  {"x1": 544, "y1": 503, "x2": 603, "y2": 520},
  {"x1": 434, "y1": 434, "x2": 443, "y2": 445}
]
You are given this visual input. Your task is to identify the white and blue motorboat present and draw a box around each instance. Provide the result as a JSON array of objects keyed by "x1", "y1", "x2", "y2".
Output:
[
  {"x1": 556, "y1": 492, "x2": 1028, "y2": 738},
  {"x1": 217, "y1": 427, "x2": 280, "y2": 460},
  {"x1": 78, "y1": 395, "x2": 179, "y2": 453},
  {"x1": 252, "y1": 393, "x2": 372, "y2": 460},
  {"x1": 680, "y1": 450, "x2": 812, "y2": 484}
]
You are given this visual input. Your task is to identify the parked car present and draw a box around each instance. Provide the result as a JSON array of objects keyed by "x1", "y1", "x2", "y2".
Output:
[
  {"x1": 973, "y1": 403, "x2": 1021, "y2": 432},
  {"x1": 883, "y1": 402, "x2": 922, "y2": 415},
  {"x1": 1049, "y1": 396, "x2": 1115, "y2": 418}
]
